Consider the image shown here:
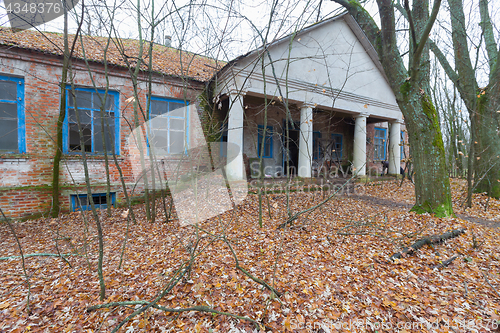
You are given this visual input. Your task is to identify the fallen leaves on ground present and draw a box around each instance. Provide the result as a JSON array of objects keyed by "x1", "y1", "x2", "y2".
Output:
[{"x1": 0, "y1": 178, "x2": 499, "y2": 332}]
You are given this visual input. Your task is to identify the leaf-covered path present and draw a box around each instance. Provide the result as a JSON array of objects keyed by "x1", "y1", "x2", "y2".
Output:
[{"x1": 0, "y1": 179, "x2": 499, "y2": 332}]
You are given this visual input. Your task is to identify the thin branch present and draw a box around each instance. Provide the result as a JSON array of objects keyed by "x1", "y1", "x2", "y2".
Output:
[
  {"x1": 481, "y1": 271, "x2": 500, "y2": 300},
  {"x1": 223, "y1": 234, "x2": 282, "y2": 297},
  {"x1": 403, "y1": 0, "x2": 417, "y2": 48},
  {"x1": 88, "y1": 302, "x2": 267, "y2": 330},
  {"x1": 278, "y1": 165, "x2": 360, "y2": 229},
  {"x1": 411, "y1": 0, "x2": 442, "y2": 74},
  {"x1": 478, "y1": 0, "x2": 498, "y2": 76}
]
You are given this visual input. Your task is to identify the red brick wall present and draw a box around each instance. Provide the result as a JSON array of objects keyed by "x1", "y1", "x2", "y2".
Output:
[
  {"x1": 366, "y1": 122, "x2": 408, "y2": 176},
  {"x1": 0, "y1": 46, "x2": 205, "y2": 219}
]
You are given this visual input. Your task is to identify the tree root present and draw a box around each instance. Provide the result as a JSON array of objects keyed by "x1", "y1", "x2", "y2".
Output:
[{"x1": 390, "y1": 229, "x2": 465, "y2": 261}]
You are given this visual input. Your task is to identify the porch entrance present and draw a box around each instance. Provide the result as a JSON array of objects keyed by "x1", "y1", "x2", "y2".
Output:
[{"x1": 281, "y1": 121, "x2": 300, "y2": 176}]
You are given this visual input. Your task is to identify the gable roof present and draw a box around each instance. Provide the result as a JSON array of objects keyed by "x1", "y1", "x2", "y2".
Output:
[
  {"x1": 0, "y1": 27, "x2": 223, "y2": 82},
  {"x1": 216, "y1": 12, "x2": 388, "y2": 83}
]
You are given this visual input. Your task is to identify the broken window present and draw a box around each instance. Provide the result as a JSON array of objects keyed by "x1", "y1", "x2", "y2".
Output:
[
  {"x1": 65, "y1": 88, "x2": 118, "y2": 154},
  {"x1": 0, "y1": 75, "x2": 25, "y2": 153}
]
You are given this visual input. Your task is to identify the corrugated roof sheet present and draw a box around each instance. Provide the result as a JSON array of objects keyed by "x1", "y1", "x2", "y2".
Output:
[{"x1": 0, "y1": 27, "x2": 223, "y2": 82}]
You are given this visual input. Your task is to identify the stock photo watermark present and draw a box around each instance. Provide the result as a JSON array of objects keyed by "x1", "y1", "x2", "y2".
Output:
[
  {"x1": 4, "y1": 0, "x2": 79, "y2": 30},
  {"x1": 287, "y1": 317, "x2": 499, "y2": 331}
]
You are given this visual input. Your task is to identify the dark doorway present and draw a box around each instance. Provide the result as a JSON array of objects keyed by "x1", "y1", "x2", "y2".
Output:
[{"x1": 282, "y1": 121, "x2": 300, "y2": 176}]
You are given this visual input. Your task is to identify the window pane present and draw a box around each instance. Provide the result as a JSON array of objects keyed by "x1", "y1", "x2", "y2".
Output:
[
  {"x1": 374, "y1": 129, "x2": 385, "y2": 160},
  {"x1": 258, "y1": 127, "x2": 273, "y2": 157},
  {"x1": 69, "y1": 123, "x2": 92, "y2": 152},
  {"x1": 68, "y1": 108, "x2": 91, "y2": 124},
  {"x1": 169, "y1": 102, "x2": 184, "y2": 112},
  {"x1": 151, "y1": 130, "x2": 168, "y2": 154},
  {"x1": 69, "y1": 91, "x2": 92, "y2": 108},
  {"x1": 0, "y1": 119, "x2": 18, "y2": 151},
  {"x1": 169, "y1": 131, "x2": 185, "y2": 154},
  {"x1": 0, "y1": 80, "x2": 17, "y2": 101},
  {"x1": 75, "y1": 195, "x2": 88, "y2": 208},
  {"x1": 68, "y1": 108, "x2": 76, "y2": 123},
  {"x1": 0, "y1": 102, "x2": 17, "y2": 119},
  {"x1": 264, "y1": 142, "x2": 271, "y2": 157},
  {"x1": 94, "y1": 93, "x2": 114, "y2": 110},
  {"x1": 170, "y1": 118, "x2": 184, "y2": 131},
  {"x1": 93, "y1": 194, "x2": 107, "y2": 205},
  {"x1": 151, "y1": 116, "x2": 168, "y2": 131},
  {"x1": 168, "y1": 103, "x2": 185, "y2": 118},
  {"x1": 151, "y1": 100, "x2": 168, "y2": 116},
  {"x1": 93, "y1": 113, "x2": 115, "y2": 153},
  {"x1": 331, "y1": 134, "x2": 342, "y2": 159}
]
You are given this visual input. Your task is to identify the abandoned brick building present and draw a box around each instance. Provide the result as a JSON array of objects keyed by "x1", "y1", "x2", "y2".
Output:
[{"x1": 0, "y1": 13, "x2": 406, "y2": 218}]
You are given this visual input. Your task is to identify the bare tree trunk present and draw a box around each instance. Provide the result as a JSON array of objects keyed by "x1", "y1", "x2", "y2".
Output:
[
  {"x1": 332, "y1": 0, "x2": 454, "y2": 216},
  {"x1": 431, "y1": 0, "x2": 500, "y2": 198},
  {"x1": 51, "y1": 3, "x2": 83, "y2": 217}
]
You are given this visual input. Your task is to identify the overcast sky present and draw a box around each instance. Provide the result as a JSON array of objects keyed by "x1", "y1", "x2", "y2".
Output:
[
  {"x1": 0, "y1": 0, "x2": 361, "y2": 59},
  {"x1": 0, "y1": 0, "x2": 497, "y2": 75}
]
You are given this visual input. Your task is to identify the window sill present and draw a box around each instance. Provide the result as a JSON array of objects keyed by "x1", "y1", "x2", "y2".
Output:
[
  {"x1": 63, "y1": 155, "x2": 124, "y2": 162},
  {"x1": 0, "y1": 155, "x2": 28, "y2": 164},
  {"x1": 155, "y1": 155, "x2": 190, "y2": 162},
  {"x1": 0, "y1": 155, "x2": 29, "y2": 162}
]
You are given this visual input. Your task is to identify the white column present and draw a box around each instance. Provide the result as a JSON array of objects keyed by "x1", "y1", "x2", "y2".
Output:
[
  {"x1": 353, "y1": 113, "x2": 368, "y2": 176},
  {"x1": 298, "y1": 103, "x2": 313, "y2": 178},
  {"x1": 389, "y1": 119, "x2": 402, "y2": 175},
  {"x1": 226, "y1": 91, "x2": 245, "y2": 180}
]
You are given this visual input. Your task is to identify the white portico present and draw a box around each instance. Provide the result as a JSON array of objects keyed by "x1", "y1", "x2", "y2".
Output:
[{"x1": 214, "y1": 13, "x2": 404, "y2": 180}]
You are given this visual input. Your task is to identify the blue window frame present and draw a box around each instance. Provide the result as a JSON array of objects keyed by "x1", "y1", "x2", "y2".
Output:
[
  {"x1": 258, "y1": 125, "x2": 273, "y2": 158},
  {"x1": 149, "y1": 96, "x2": 189, "y2": 154},
  {"x1": 0, "y1": 75, "x2": 25, "y2": 153},
  {"x1": 71, "y1": 192, "x2": 116, "y2": 211},
  {"x1": 401, "y1": 130, "x2": 405, "y2": 158},
  {"x1": 64, "y1": 87, "x2": 120, "y2": 154},
  {"x1": 374, "y1": 127, "x2": 386, "y2": 160},
  {"x1": 331, "y1": 133, "x2": 343, "y2": 160},
  {"x1": 313, "y1": 131, "x2": 321, "y2": 160}
]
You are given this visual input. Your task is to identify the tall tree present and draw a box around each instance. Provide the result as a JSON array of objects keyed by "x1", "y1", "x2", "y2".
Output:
[
  {"x1": 331, "y1": 0, "x2": 454, "y2": 216},
  {"x1": 50, "y1": 1, "x2": 83, "y2": 217},
  {"x1": 430, "y1": 0, "x2": 500, "y2": 199}
]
